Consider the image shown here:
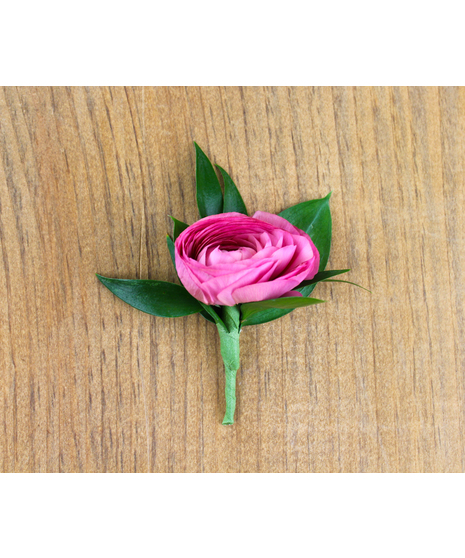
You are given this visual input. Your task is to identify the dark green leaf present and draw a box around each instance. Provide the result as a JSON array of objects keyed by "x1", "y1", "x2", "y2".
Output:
[
  {"x1": 322, "y1": 279, "x2": 371, "y2": 293},
  {"x1": 279, "y1": 192, "x2": 332, "y2": 272},
  {"x1": 215, "y1": 165, "x2": 247, "y2": 215},
  {"x1": 199, "y1": 301, "x2": 226, "y2": 328},
  {"x1": 96, "y1": 275, "x2": 202, "y2": 317},
  {"x1": 240, "y1": 306, "x2": 295, "y2": 327},
  {"x1": 200, "y1": 309, "x2": 216, "y2": 323},
  {"x1": 194, "y1": 142, "x2": 223, "y2": 217},
  {"x1": 166, "y1": 235, "x2": 176, "y2": 268},
  {"x1": 298, "y1": 284, "x2": 316, "y2": 296},
  {"x1": 241, "y1": 296, "x2": 325, "y2": 323},
  {"x1": 170, "y1": 216, "x2": 189, "y2": 240},
  {"x1": 244, "y1": 270, "x2": 348, "y2": 325},
  {"x1": 298, "y1": 269, "x2": 350, "y2": 288},
  {"x1": 240, "y1": 287, "x2": 320, "y2": 326}
]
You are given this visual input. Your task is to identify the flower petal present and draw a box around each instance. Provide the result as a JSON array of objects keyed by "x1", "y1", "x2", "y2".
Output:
[
  {"x1": 253, "y1": 211, "x2": 302, "y2": 235},
  {"x1": 232, "y1": 279, "x2": 301, "y2": 304}
]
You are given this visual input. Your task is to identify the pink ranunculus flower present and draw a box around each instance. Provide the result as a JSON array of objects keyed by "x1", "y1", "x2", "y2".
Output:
[{"x1": 174, "y1": 212, "x2": 320, "y2": 306}]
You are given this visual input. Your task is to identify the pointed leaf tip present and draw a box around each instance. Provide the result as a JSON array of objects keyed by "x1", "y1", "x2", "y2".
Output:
[
  {"x1": 170, "y1": 216, "x2": 189, "y2": 240},
  {"x1": 195, "y1": 143, "x2": 223, "y2": 217},
  {"x1": 241, "y1": 296, "x2": 325, "y2": 323},
  {"x1": 216, "y1": 164, "x2": 248, "y2": 215},
  {"x1": 298, "y1": 269, "x2": 350, "y2": 288},
  {"x1": 322, "y1": 279, "x2": 372, "y2": 293},
  {"x1": 96, "y1": 275, "x2": 202, "y2": 317}
]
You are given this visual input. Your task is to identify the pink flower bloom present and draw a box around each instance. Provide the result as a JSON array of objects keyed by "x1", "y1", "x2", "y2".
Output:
[{"x1": 174, "y1": 212, "x2": 320, "y2": 306}]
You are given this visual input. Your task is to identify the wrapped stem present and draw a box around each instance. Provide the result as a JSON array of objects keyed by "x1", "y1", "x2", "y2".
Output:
[{"x1": 217, "y1": 305, "x2": 241, "y2": 425}]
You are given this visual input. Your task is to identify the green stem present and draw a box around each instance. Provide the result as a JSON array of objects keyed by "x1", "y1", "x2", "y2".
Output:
[
  {"x1": 217, "y1": 305, "x2": 241, "y2": 425},
  {"x1": 222, "y1": 362, "x2": 238, "y2": 425}
]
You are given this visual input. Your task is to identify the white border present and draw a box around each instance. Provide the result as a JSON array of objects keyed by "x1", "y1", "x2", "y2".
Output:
[{"x1": 1, "y1": 475, "x2": 463, "y2": 557}]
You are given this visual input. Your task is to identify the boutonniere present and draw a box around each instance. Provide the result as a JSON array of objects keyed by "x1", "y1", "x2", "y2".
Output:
[{"x1": 97, "y1": 144, "x2": 368, "y2": 424}]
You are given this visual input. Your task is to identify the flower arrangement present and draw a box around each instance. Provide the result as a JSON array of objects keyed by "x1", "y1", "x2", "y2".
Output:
[{"x1": 97, "y1": 144, "x2": 366, "y2": 424}]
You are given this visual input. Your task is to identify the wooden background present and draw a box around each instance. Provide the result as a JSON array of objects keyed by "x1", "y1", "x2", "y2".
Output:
[{"x1": 1, "y1": 86, "x2": 464, "y2": 473}]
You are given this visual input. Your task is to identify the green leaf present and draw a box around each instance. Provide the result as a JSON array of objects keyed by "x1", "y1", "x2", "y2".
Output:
[
  {"x1": 199, "y1": 301, "x2": 226, "y2": 328},
  {"x1": 239, "y1": 279, "x2": 330, "y2": 327},
  {"x1": 215, "y1": 165, "x2": 247, "y2": 215},
  {"x1": 166, "y1": 235, "x2": 176, "y2": 268},
  {"x1": 298, "y1": 269, "x2": 350, "y2": 288},
  {"x1": 322, "y1": 279, "x2": 371, "y2": 293},
  {"x1": 199, "y1": 307, "x2": 216, "y2": 324},
  {"x1": 200, "y1": 310, "x2": 216, "y2": 323},
  {"x1": 170, "y1": 216, "x2": 189, "y2": 240},
  {"x1": 297, "y1": 283, "x2": 316, "y2": 297},
  {"x1": 246, "y1": 270, "x2": 349, "y2": 325},
  {"x1": 241, "y1": 296, "x2": 325, "y2": 323},
  {"x1": 194, "y1": 142, "x2": 223, "y2": 217},
  {"x1": 96, "y1": 275, "x2": 202, "y2": 317},
  {"x1": 240, "y1": 306, "x2": 295, "y2": 327},
  {"x1": 279, "y1": 192, "x2": 332, "y2": 272}
]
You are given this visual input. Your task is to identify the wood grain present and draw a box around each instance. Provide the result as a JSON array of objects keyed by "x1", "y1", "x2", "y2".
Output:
[{"x1": 1, "y1": 86, "x2": 464, "y2": 473}]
